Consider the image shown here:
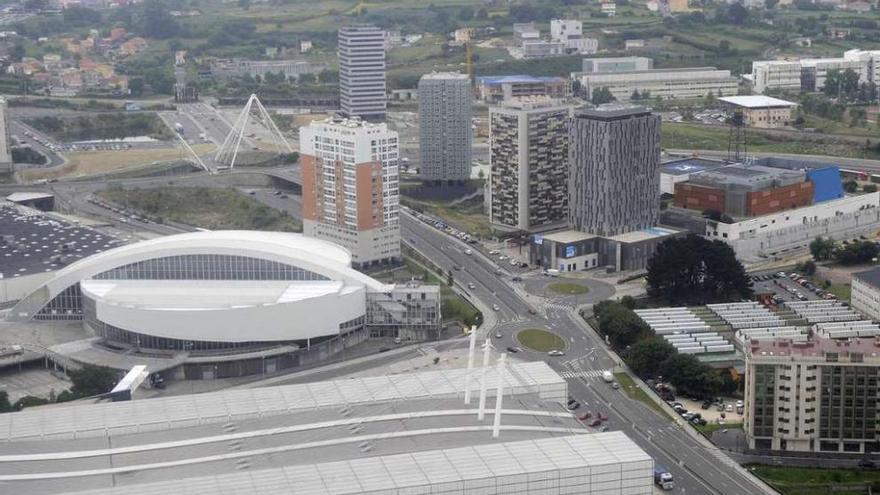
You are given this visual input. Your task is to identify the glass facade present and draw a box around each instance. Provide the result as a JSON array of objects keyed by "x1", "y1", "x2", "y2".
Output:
[
  {"x1": 34, "y1": 254, "x2": 329, "y2": 321},
  {"x1": 366, "y1": 289, "x2": 440, "y2": 338},
  {"x1": 752, "y1": 364, "x2": 776, "y2": 438},
  {"x1": 820, "y1": 366, "x2": 878, "y2": 442},
  {"x1": 93, "y1": 254, "x2": 329, "y2": 281}
]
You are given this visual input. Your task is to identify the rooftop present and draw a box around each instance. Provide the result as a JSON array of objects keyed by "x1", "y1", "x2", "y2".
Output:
[
  {"x1": 608, "y1": 226, "x2": 680, "y2": 243},
  {"x1": 854, "y1": 267, "x2": 880, "y2": 290},
  {"x1": 476, "y1": 74, "x2": 566, "y2": 85},
  {"x1": 0, "y1": 203, "x2": 122, "y2": 279},
  {"x1": 577, "y1": 104, "x2": 652, "y2": 120},
  {"x1": 5, "y1": 192, "x2": 54, "y2": 203},
  {"x1": 420, "y1": 71, "x2": 469, "y2": 81},
  {"x1": 718, "y1": 95, "x2": 797, "y2": 109},
  {"x1": 661, "y1": 157, "x2": 729, "y2": 176},
  {"x1": 749, "y1": 335, "x2": 880, "y2": 361},
  {"x1": 689, "y1": 164, "x2": 805, "y2": 190},
  {"x1": 539, "y1": 230, "x2": 597, "y2": 244}
]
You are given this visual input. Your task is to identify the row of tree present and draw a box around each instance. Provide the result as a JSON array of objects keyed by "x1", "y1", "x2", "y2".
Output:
[{"x1": 810, "y1": 237, "x2": 879, "y2": 265}]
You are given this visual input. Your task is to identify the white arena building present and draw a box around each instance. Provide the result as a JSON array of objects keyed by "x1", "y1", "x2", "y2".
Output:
[{"x1": 7, "y1": 231, "x2": 440, "y2": 379}]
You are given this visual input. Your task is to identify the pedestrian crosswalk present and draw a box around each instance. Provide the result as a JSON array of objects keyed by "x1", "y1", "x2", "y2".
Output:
[{"x1": 560, "y1": 369, "x2": 607, "y2": 379}]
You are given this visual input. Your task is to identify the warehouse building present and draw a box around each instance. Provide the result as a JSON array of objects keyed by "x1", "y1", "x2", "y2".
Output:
[
  {"x1": 718, "y1": 95, "x2": 798, "y2": 129},
  {"x1": 571, "y1": 67, "x2": 738, "y2": 101},
  {"x1": 0, "y1": 361, "x2": 656, "y2": 495}
]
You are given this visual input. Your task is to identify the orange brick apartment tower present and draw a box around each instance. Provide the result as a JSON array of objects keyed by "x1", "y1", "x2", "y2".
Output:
[{"x1": 300, "y1": 117, "x2": 400, "y2": 268}]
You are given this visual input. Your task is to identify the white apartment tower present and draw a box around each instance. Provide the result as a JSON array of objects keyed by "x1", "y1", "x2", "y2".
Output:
[
  {"x1": 0, "y1": 97, "x2": 11, "y2": 172},
  {"x1": 338, "y1": 25, "x2": 387, "y2": 120},
  {"x1": 299, "y1": 117, "x2": 400, "y2": 268},
  {"x1": 418, "y1": 72, "x2": 473, "y2": 184}
]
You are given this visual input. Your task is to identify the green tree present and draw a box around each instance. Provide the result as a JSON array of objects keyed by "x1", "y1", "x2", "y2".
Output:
[
  {"x1": 625, "y1": 337, "x2": 675, "y2": 378},
  {"x1": 843, "y1": 180, "x2": 859, "y2": 193},
  {"x1": 620, "y1": 295, "x2": 637, "y2": 309},
  {"x1": 799, "y1": 259, "x2": 817, "y2": 276},
  {"x1": 591, "y1": 87, "x2": 616, "y2": 105},
  {"x1": 68, "y1": 365, "x2": 118, "y2": 397},
  {"x1": 459, "y1": 5, "x2": 474, "y2": 21},
  {"x1": 631, "y1": 89, "x2": 641, "y2": 101},
  {"x1": 598, "y1": 302, "x2": 649, "y2": 350},
  {"x1": 658, "y1": 353, "x2": 718, "y2": 399},
  {"x1": 810, "y1": 236, "x2": 836, "y2": 261},
  {"x1": 864, "y1": 184, "x2": 878, "y2": 193},
  {"x1": 835, "y1": 240, "x2": 879, "y2": 265},
  {"x1": 0, "y1": 391, "x2": 12, "y2": 413},
  {"x1": 646, "y1": 235, "x2": 753, "y2": 304},
  {"x1": 128, "y1": 77, "x2": 145, "y2": 97},
  {"x1": 13, "y1": 395, "x2": 50, "y2": 411}
]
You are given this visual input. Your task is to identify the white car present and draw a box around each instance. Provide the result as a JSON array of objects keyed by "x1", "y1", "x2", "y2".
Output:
[
  {"x1": 464, "y1": 249, "x2": 473, "y2": 255},
  {"x1": 498, "y1": 255, "x2": 508, "y2": 260},
  {"x1": 548, "y1": 349, "x2": 564, "y2": 357},
  {"x1": 492, "y1": 304, "x2": 500, "y2": 311},
  {"x1": 489, "y1": 250, "x2": 499, "y2": 255},
  {"x1": 509, "y1": 259, "x2": 519, "y2": 266},
  {"x1": 467, "y1": 282, "x2": 476, "y2": 289}
]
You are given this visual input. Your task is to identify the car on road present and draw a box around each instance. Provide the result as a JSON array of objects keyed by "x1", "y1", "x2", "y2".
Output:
[
  {"x1": 468, "y1": 283, "x2": 476, "y2": 289},
  {"x1": 511, "y1": 276, "x2": 522, "y2": 282},
  {"x1": 506, "y1": 346, "x2": 519, "y2": 353},
  {"x1": 489, "y1": 250, "x2": 499, "y2": 255},
  {"x1": 453, "y1": 265, "x2": 462, "y2": 271},
  {"x1": 548, "y1": 349, "x2": 564, "y2": 356},
  {"x1": 464, "y1": 249, "x2": 473, "y2": 255},
  {"x1": 495, "y1": 332, "x2": 502, "y2": 339},
  {"x1": 509, "y1": 259, "x2": 519, "y2": 266},
  {"x1": 858, "y1": 458, "x2": 877, "y2": 469},
  {"x1": 498, "y1": 255, "x2": 508, "y2": 260},
  {"x1": 492, "y1": 304, "x2": 500, "y2": 311},
  {"x1": 611, "y1": 382, "x2": 619, "y2": 390}
]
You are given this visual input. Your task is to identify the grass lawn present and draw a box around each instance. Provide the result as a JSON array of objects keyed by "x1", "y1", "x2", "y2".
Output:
[
  {"x1": 662, "y1": 123, "x2": 880, "y2": 160},
  {"x1": 694, "y1": 422, "x2": 742, "y2": 436},
  {"x1": 20, "y1": 144, "x2": 215, "y2": 182},
  {"x1": 614, "y1": 373, "x2": 674, "y2": 422},
  {"x1": 749, "y1": 465, "x2": 880, "y2": 495},
  {"x1": 516, "y1": 329, "x2": 567, "y2": 353},
  {"x1": 548, "y1": 282, "x2": 589, "y2": 296},
  {"x1": 97, "y1": 187, "x2": 301, "y2": 232}
]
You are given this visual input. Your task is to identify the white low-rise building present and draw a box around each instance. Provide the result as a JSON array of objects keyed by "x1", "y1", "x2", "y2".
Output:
[
  {"x1": 705, "y1": 192, "x2": 880, "y2": 261},
  {"x1": 852, "y1": 267, "x2": 880, "y2": 322},
  {"x1": 752, "y1": 49, "x2": 880, "y2": 94},
  {"x1": 573, "y1": 67, "x2": 738, "y2": 101}
]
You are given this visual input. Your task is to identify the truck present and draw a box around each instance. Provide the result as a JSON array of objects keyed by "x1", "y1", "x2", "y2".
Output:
[
  {"x1": 174, "y1": 122, "x2": 184, "y2": 133},
  {"x1": 602, "y1": 370, "x2": 614, "y2": 383},
  {"x1": 654, "y1": 464, "x2": 675, "y2": 490}
]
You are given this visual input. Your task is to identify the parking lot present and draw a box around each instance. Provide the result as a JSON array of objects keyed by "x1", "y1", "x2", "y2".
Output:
[{"x1": 750, "y1": 270, "x2": 838, "y2": 304}]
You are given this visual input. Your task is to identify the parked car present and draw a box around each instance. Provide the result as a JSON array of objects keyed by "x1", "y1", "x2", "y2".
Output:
[
  {"x1": 589, "y1": 419, "x2": 602, "y2": 427},
  {"x1": 578, "y1": 411, "x2": 592, "y2": 421}
]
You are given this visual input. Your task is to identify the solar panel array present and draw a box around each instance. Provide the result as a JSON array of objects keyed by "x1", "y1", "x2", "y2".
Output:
[
  {"x1": 0, "y1": 361, "x2": 566, "y2": 442},
  {"x1": 707, "y1": 302, "x2": 785, "y2": 329},
  {"x1": 734, "y1": 326, "x2": 809, "y2": 347},
  {"x1": 814, "y1": 320, "x2": 880, "y2": 339},
  {"x1": 64, "y1": 432, "x2": 654, "y2": 495},
  {"x1": 634, "y1": 307, "x2": 711, "y2": 335},
  {"x1": 662, "y1": 332, "x2": 734, "y2": 355},
  {"x1": 783, "y1": 299, "x2": 863, "y2": 324}
]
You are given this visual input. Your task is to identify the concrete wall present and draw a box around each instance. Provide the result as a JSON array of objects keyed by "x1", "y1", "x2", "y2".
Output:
[{"x1": 0, "y1": 272, "x2": 54, "y2": 305}]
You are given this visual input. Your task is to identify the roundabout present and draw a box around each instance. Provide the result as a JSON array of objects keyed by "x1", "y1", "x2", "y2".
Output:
[
  {"x1": 515, "y1": 328, "x2": 568, "y2": 353},
  {"x1": 547, "y1": 282, "x2": 589, "y2": 295}
]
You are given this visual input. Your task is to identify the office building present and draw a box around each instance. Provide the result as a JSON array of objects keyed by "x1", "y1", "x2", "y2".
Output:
[
  {"x1": 719, "y1": 95, "x2": 798, "y2": 128},
  {"x1": 209, "y1": 59, "x2": 327, "y2": 81},
  {"x1": 489, "y1": 98, "x2": 573, "y2": 232},
  {"x1": 418, "y1": 72, "x2": 473, "y2": 184},
  {"x1": 8, "y1": 230, "x2": 439, "y2": 379},
  {"x1": 550, "y1": 19, "x2": 598, "y2": 54},
  {"x1": 852, "y1": 268, "x2": 880, "y2": 322},
  {"x1": 522, "y1": 40, "x2": 566, "y2": 59},
  {"x1": 475, "y1": 75, "x2": 569, "y2": 103},
  {"x1": 582, "y1": 56, "x2": 653, "y2": 73},
  {"x1": 300, "y1": 117, "x2": 400, "y2": 267},
  {"x1": 674, "y1": 164, "x2": 814, "y2": 217},
  {"x1": 572, "y1": 67, "x2": 738, "y2": 101},
  {"x1": 513, "y1": 22, "x2": 540, "y2": 40},
  {"x1": 338, "y1": 25, "x2": 386, "y2": 120},
  {"x1": 569, "y1": 105, "x2": 661, "y2": 237},
  {"x1": 0, "y1": 360, "x2": 656, "y2": 495},
  {"x1": 752, "y1": 49, "x2": 880, "y2": 94},
  {"x1": 745, "y1": 335, "x2": 880, "y2": 454},
  {"x1": 0, "y1": 97, "x2": 11, "y2": 172}
]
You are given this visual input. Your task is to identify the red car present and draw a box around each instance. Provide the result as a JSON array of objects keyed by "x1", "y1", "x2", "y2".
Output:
[
  {"x1": 589, "y1": 419, "x2": 602, "y2": 427},
  {"x1": 578, "y1": 411, "x2": 592, "y2": 421},
  {"x1": 598, "y1": 412, "x2": 608, "y2": 421}
]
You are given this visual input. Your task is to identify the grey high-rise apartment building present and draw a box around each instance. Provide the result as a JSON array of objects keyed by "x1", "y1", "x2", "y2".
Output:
[
  {"x1": 418, "y1": 72, "x2": 472, "y2": 184},
  {"x1": 568, "y1": 105, "x2": 661, "y2": 237},
  {"x1": 489, "y1": 98, "x2": 573, "y2": 232},
  {"x1": 338, "y1": 25, "x2": 386, "y2": 120}
]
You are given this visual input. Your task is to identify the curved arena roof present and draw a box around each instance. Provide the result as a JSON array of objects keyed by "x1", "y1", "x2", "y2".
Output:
[{"x1": 9, "y1": 231, "x2": 391, "y2": 322}]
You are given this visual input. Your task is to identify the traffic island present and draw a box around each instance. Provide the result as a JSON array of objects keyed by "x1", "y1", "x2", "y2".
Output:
[
  {"x1": 515, "y1": 328, "x2": 567, "y2": 352},
  {"x1": 547, "y1": 282, "x2": 589, "y2": 295}
]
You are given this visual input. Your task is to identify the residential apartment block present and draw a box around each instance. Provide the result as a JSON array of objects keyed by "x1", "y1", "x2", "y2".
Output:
[
  {"x1": 569, "y1": 105, "x2": 661, "y2": 237},
  {"x1": 752, "y1": 49, "x2": 880, "y2": 94},
  {"x1": 489, "y1": 98, "x2": 573, "y2": 232},
  {"x1": 299, "y1": 117, "x2": 400, "y2": 268},
  {"x1": 745, "y1": 336, "x2": 880, "y2": 453},
  {"x1": 852, "y1": 268, "x2": 880, "y2": 322},
  {"x1": 572, "y1": 67, "x2": 738, "y2": 101},
  {"x1": 338, "y1": 25, "x2": 386, "y2": 120},
  {"x1": 417, "y1": 72, "x2": 473, "y2": 184},
  {"x1": 550, "y1": 19, "x2": 598, "y2": 55}
]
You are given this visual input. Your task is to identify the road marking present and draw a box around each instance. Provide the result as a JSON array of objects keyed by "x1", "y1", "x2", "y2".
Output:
[{"x1": 560, "y1": 370, "x2": 606, "y2": 379}]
